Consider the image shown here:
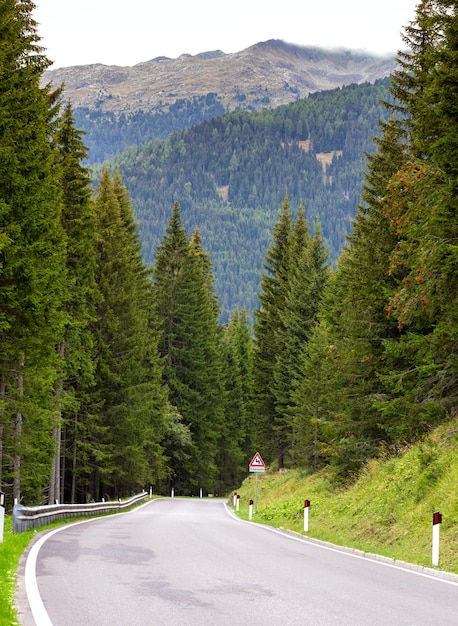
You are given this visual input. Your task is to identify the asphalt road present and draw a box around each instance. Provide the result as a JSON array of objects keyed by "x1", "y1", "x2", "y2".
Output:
[{"x1": 18, "y1": 498, "x2": 458, "y2": 625}]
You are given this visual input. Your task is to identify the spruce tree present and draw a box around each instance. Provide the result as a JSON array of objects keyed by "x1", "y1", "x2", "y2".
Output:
[
  {"x1": 252, "y1": 195, "x2": 293, "y2": 467},
  {"x1": 220, "y1": 307, "x2": 254, "y2": 486},
  {"x1": 0, "y1": 0, "x2": 67, "y2": 503},
  {"x1": 153, "y1": 204, "x2": 225, "y2": 493},
  {"x1": 279, "y1": 224, "x2": 330, "y2": 464},
  {"x1": 89, "y1": 168, "x2": 167, "y2": 499},
  {"x1": 48, "y1": 101, "x2": 99, "y2": 503},
  {"x1": 291, "y1": 318, "x2": 339, "y2": 470},
  {"x1": 376, "y1": 0, "x2": 458, "y2": 435}
]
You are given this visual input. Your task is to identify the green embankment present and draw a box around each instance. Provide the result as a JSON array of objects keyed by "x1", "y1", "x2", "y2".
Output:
[{"x1": 233, "y1": 418, "x2": 458, "y2": 574}]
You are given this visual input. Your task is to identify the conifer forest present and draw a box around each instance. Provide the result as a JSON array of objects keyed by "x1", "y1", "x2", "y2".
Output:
[{"x1": 0, "y1": 1, "x2": 456, "y2": 505}]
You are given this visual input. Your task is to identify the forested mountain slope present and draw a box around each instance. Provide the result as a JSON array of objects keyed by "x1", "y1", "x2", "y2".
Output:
[{"x1": 108, "y1": 79, "x2": 393, "y2": 321}]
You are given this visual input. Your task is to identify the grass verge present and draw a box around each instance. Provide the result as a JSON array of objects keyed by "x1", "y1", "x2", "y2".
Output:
[
  {"x1": 232, "y1": 418, "x2": 458, "y2": 574},
  {"x1": 0, "y1": 515, "x2": 35, "y2": 625}
]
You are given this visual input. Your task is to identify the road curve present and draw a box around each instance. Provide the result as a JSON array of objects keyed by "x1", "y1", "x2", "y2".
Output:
[{"x1": 17, "y1": 498, "x2": 458, "y2": 625}]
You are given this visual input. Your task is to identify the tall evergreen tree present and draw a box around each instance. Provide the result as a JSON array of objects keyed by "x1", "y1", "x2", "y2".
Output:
[
  {"x1": 89, "y1": 168, "x2": 167, "y2": 500},
  {"x1": 220, "y1": 307, "x2": 254, "y2": 486},
  {"x1": 252, "y1": 195, "x2": 293, "y2": 466},
  {"x1": 374, "y1": 1, "x2": 458, "y2": 436},
  {"x1": 278, "y1": 223, "x2": 330, "y2": 464},
  {"x1": 312, "y1": 1, "x2": 458, "y2": 475},
  {"x1": 290, "y1": 318, "x2": 339, "y2": 470},
  {"x1": 49, "y1": 101, "x2": 99, "y2": 504},
  {"x1": 153, "y1": 203, "x2": 225, "y2": 493},
  {"x1": 0, "y1": 0, "x2": 67, "y2": 503}
]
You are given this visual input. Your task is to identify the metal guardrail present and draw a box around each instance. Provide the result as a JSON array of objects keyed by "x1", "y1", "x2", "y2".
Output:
[{"x1": 12, "y1": 491, "x2": 147, "y2": 534}]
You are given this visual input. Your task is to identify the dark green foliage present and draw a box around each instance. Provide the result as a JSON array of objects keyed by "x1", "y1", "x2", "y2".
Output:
[
  {"x1": 290, "y1": 0, "x2": 458, "y2": 478},
  {"x1": 153, "y1": 203, "x2": 225, "y2": 493},
  {"x1": 252, "y1": 197, "x2": 294, "y2": 466},
  {"x1": 104, "y1": 79, "x2": 393, "y2": 322},
  {"x1": 50, "y1": 102, "x2": 99, "y2": 504},
  {"x1": 0, "y1": 0, "x2": 67, "y2": 503},
  {"x1": 73, "y1": 94, "x2": 226, "y2": 164},
  {"x1": 220, "y1": 308, "x2": 255, "y2": 486},
  {"x1": 290, "y1": 318, "x2": 338, "y2": 470},
  {"x1": 88, "y1": 169, "x2": 168, "y2": 500},
  {"x1": 252, "y1": 198, "x2": 329, "y2": 467}
]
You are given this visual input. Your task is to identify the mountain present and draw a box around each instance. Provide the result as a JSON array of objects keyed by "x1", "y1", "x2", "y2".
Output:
[
  {"x1": 107, "y1": 79, "x2": 394, "y2": 322},
  {"x1": 42, "y1": 41, "x2": 398, "y2": 322},
  {"x1": 43, "y1": 40, "x2": 396, "y2": 115}
]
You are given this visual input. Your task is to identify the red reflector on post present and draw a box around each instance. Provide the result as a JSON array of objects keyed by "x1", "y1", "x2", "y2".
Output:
[
  {"x1": 304, "y1": 499, "x2": 310, "y2": 508},
  {"x1": 433, "y1": 511, "x2": 442, "y2": 525}
]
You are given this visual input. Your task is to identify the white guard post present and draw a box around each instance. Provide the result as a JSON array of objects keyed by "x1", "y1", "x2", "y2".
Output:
[
  {"x1": 304, "y1": 499, "x2": 310, "y2": 532},
  {"x1": 432, "y1": 511, "x2": 442, "y2": 566}
]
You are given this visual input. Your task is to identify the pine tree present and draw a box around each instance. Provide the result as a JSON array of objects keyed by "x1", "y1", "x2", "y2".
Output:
[
  {"x1": 278, "y1": 223, "x2": 330, "y2": 464},
  {"x1": 89, "y1": 168, "x2": 167, "y2": 499},
  {"x1": 374, "y1": 1, "x2": 458, "y2": 435},
  {"x1": 314, "y1": 1, "x2": 458, "y2": 474},
  {"x1": 376, "y1": 4, "x2": 458, "y2": 434},
  {"x1": 0, "y1": 0, "x2": 67, "y2": 503},
  {"x1": 220, "y1": 307, "x2": 254, "y2": 486},
  {"x1": 252, "y1": 195, "x2": 293, "y2": 467},
  {"x1": 291, "y1": 318, "x2": 339, "y2": 470},
  {"x1": 153, "y1": 203, "x2": 225, "y2": 493},
  {"x1": 48, "y1": 101, "x2": 99, "y2": 504}
]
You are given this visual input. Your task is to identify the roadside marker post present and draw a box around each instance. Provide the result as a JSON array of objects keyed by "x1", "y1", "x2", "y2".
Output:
[
  {"x1": 432, "y1": 511, "x2": 442, "y2": 566},
  {"x1": 304, "y1": 499, "x2": 310, "y2": 532},
  {"x1": 249, "y1": 452, "x2": 265, "y2": 515},
  {"x1": 236, "y1": 494, "x2": 240, "y2": 511},
  {"x1": 249, "y1": 499, "x2": 254, "y2": 521}
]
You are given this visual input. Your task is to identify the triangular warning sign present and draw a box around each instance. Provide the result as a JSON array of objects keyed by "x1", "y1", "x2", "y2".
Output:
[{"x1": 249, "y1": 452, "x2": 265, "y2": 472}]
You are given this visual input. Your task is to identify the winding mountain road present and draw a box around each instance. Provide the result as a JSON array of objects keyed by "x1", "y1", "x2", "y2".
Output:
[{"x1": 18, "y1": 498, "x2": 458, "y2": 625}]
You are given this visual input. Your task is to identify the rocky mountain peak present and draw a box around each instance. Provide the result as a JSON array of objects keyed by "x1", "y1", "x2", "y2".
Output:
[{"x1": 42, "y1": 39, "x2": 397, "y2": 115}]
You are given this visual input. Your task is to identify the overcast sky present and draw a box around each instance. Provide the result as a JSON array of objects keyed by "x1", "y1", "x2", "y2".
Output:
[{"x1": 33, "y1": 0, "x2": 420, "y2": 69}]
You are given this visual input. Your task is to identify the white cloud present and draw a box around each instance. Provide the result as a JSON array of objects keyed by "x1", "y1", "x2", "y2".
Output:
[{"x1": 33, "y1": 0, "x2": 419, "y2": 68}]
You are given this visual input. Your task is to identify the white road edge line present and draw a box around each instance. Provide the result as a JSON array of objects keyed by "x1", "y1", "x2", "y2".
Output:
[
  {"x1": 24, "y1": 498, "x2": 156, "y2": 625},
  {"x1": 223, "y1": 502, "x2": 458, "y2": 587}
]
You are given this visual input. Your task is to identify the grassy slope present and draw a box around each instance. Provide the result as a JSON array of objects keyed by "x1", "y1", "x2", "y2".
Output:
[{"x1": 234, "y1": 417, "x2": 458, "y2": 574}]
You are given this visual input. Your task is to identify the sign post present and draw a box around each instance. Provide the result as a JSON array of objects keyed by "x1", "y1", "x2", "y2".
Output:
[
  {"x1": 249, "y1": 452, "x2": 265, "y2": 514},
  {"x1": 432, "y1": 511, "x2": 442, "y2": 566}
]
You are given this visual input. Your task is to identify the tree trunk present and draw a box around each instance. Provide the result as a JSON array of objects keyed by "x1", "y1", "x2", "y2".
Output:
[
  {"x1": 49, "y1": 340, "x2": 65, "y2": 504},
  {"x1": 71, "y1": 414, "x2": 78, "y2": 503},
  {"x1": 0, "y1": 380, "x2": 4, "y2": 490},
  {"x1": 13, "y1": 366, "x2": 24, "y2": 504}
]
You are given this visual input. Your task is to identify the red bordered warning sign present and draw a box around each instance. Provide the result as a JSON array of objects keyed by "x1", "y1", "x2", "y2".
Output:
[{"x1": 249, "y1": 452, "x2": 265, "y2": 472}]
